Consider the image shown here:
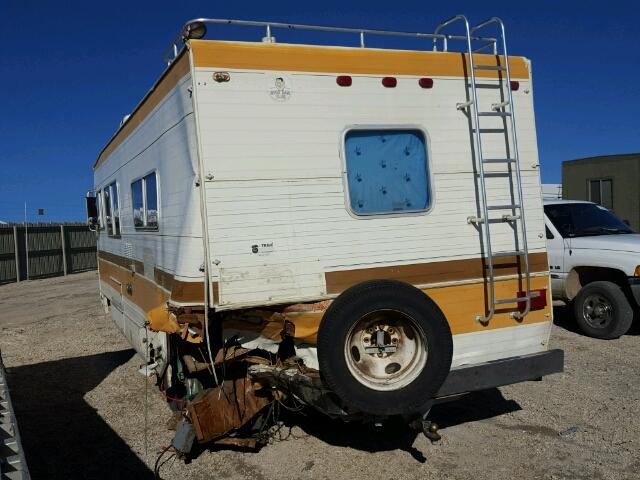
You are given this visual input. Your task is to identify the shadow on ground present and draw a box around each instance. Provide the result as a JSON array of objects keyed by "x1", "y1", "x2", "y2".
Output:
[
  {"x1": 7, "y1": 349, "x2": 154, "y2": 480},
  {"x1": 552, "y1": 304, "x2": 584, "y2": 335},
  {"x1": 269, "y1": 387, "x2": 520, "y2": 463},
  {"x1": 8, "y1": 349, "x2": 522, "y2": 474}
]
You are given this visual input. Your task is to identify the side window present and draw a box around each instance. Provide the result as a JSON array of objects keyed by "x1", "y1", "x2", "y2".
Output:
[
  {"x1": 145, "y1": 173, "x2": 158, "y2": 229},
  {"x1": 131, "y1": 172, "x2": 159, "y2": 230},
  {"x1": 96, "y1": 190, "x2": 104, "y2": 230},
  {"x1": 132, "y1": 179, "x2": 144, "y2": 227},
  {"x1": 104, "y1": 187, "x2": 112, "y2": 233},
  {"x1": 344, "y1": 129, "x2": 430, "y2": 215},
  {"x1": 105, "y1": 182, "x2": 120, "y2": 237}
]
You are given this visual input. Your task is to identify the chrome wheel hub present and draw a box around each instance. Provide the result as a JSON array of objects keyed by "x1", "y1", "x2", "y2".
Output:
[
  {"x1": 582, "y1": 294, "x2": 613, "y2": 329},
  {"x1": 345, "y1": 310, "x2": 427, "y2": 391}
]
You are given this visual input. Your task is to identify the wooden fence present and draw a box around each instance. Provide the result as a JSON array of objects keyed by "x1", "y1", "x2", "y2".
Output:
[{"x1": 0, "y1": 223, "x2": 97, "y2": 284}]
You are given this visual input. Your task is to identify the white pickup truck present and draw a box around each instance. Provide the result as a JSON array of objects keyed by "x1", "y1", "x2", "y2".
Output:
[{"x1": 544, "y1": 200, "x2": 639, "y2": 339}]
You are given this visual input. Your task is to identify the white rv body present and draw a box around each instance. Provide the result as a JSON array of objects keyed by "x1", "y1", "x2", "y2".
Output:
[{"x1": 91, "y1": 18, "x2": 562, "y2": 440}]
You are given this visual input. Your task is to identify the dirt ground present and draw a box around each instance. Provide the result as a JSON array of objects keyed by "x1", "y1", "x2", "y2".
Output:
[{"x1": 0, "y1": 271, "x2": 638, "y2": 480}]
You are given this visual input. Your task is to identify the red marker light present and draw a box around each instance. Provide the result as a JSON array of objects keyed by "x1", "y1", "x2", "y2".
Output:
[
  {"x1": 382, "y1": 77, "x2": 397, "y2": 88},
  {"x1": 518, "y1": 288, "x2": 547, "y2": 312},
  {"x1": 336, "y1": 75, "x2": 352, "y2": 87},
  {"x1": 510, "y1": 80, "x2": 520, "y2": 91},
  {"x1": 418, "y1": 78, "x2": 434, "y2": 89}
]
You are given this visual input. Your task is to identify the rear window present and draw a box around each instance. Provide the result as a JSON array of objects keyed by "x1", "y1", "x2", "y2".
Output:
[{"x1": 344, "y1": 129, "x2": 430, "y2": 216}]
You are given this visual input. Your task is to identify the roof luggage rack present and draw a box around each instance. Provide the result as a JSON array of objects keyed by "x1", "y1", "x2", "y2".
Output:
[{"x1": 163, "y1": 16, "x2": 498, "y2": 65}]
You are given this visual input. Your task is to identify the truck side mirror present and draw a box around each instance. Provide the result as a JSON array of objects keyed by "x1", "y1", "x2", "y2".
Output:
[{"x1": 86, "y1": 192, "x2": 99, "y2": 231}]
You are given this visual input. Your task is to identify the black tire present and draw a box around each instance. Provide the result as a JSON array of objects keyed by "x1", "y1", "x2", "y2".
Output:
[
  {"x1": 317, "y1": 280, "x2": 453, "y2": 416},
  {"x1": 573, "y1": 281, "x2": 633, "y2": 339}
]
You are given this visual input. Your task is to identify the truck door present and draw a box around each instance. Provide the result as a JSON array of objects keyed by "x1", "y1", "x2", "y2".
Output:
[{"x1": 544, "y1": 219, "x2": 566, "y2": 297}]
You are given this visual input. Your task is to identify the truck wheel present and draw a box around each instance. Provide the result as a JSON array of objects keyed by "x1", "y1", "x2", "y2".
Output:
[
  {"x1": 317, "y1": 280, "x2": 453, "y2": 416},
  {"x1": 573, "y1": 281, "x2": 633, "y2": 339}
]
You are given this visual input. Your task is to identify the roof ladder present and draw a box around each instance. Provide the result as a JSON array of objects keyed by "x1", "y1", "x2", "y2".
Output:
[{"x1": 434, "y1": 15, "x2": 531, "y2": 324}]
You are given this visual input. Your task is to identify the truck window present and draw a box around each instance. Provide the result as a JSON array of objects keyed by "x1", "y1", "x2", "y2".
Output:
[
  {"x1": 344, "y1": 129, "x2": 430, "y2": 216},
  {"x1": 131, "y1": 172, "x2": 159, "y2": 230},
  {"x1": 545, "y1": 226, "x2": 554, "y2": 239},
  {"x1": 544, "y1": 203, "x2": 633, "y2": 238}
]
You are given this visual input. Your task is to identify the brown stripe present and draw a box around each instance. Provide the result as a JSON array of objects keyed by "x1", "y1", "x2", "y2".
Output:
[
  {"x1": 325, "y1": 253, "x2": 548, "y2": 294},
  {"x1": 212, "y1": 281, "x2": 220, "y2": 305},
  {"x1": 94, "y1": 52, "x2": 191, "y2": 170},
  {"x1": 98, "y1": 250, "x2": 144, "y2": 275},
  {"x1": 190, "y1": 40, "x2": 530, "y2": 79},
  {"x1": 154, "y1": 267, "x2": 174, "y2": 291},
  {"x1": 98, "y1": 250, "x2": 205, "y2": 304}
]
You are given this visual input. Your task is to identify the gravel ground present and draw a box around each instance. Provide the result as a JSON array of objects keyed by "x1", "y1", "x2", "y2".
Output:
[{"x1": 0, "y1": 271, "x2": 638, "y2": 480}]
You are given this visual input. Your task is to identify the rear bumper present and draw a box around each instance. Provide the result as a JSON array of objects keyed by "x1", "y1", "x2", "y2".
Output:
[{"x1": 437, "y1": 349, "x2": 564, "y2": 398}]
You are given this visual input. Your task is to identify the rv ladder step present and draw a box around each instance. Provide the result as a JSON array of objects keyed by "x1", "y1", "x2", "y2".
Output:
[
  {"x1": 472, "y1": 128, "x2": 506, "y2": 134},
  {"x1": 501, "y1": 214, "x2": 521, "y2": 221},
  {"x1": 475, "y1": 65, "x2": 506, "y2": 71},
  {"x1": 495, "y1": 296, "x2": 529, "y2": 305},
  {"x1": 487, "y1": 204, "x2": 520, "y2": 210},
  {"x1": 492, "y1": 101, "x2": 510, "y2": 110},
  {"x1": 478, "y1": 111, "x2": 511, "y2": 117},
  {"x1": 481, "y1": 172, "x2": 511, "y2": 177},
  {"x1": 483, "y1": 158, "x2": 516, "y2": 164},
  {"x1": 493, "y1": 250, "x2": 525, "y2": 258}
]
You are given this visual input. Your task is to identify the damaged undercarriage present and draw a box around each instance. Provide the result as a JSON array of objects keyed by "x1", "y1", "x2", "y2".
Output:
[{"x1": 155, "y1": 300, "x2": 381, "y2": 457}]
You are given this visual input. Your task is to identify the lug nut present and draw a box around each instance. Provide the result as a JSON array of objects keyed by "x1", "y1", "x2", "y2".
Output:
[{"x1": 388, "y1": 327, "x2": 394, "y2": 334}]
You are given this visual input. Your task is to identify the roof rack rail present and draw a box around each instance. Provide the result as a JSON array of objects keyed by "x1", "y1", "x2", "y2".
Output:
[{"x1": 163, "y1": 16, "x2": 498, "y2": 65}]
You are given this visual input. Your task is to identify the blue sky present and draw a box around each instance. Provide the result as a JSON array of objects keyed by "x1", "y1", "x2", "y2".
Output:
[{"x1": 1, "y1": 0, "x2": 638, "y2": 222}]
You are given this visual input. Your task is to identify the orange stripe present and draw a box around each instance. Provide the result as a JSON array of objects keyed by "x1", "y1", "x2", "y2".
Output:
[
  {"x1": 189, "y1": 39, "x2": 530, "y2": 79},
  {"x1": 426, "y1": 275, "x2": 551, "y2": 335}
]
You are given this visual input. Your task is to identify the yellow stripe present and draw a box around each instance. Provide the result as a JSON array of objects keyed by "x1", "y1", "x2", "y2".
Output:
[{"x1": 190, "y1": 39, "x2": 530, "y2": 79}]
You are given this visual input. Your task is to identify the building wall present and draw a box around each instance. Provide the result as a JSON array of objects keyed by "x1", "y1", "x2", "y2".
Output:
[{"x1": 562, "y1": 154, "x2": 640, "y2": 230}]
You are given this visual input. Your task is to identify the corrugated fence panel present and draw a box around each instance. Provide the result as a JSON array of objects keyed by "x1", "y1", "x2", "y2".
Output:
[
  {"x1": 27, "y1": 226, "x2": 64, "y2": 278},
  {"x1": 0, "y1": 228, "x2": 17, "y2": 284},
  {"x1": 0, "y1": 224, "x2": 97, "y2": 284},
  {"x1": 65, "y1": 225, "x2": 98, "y2": 273}
]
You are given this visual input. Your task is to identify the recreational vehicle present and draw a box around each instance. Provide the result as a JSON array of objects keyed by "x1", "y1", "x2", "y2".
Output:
[{"x1": 88, "y1": 15, "x2": 563, "y2": 451}]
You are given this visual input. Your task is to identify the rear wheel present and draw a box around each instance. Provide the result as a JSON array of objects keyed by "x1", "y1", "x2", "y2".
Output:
[
  {"x1": 318, "y1": 280, "x2": 453, "y2": 416},
  {"x1": 573, "y1": 281, "x2": 633, "y2": 339}
]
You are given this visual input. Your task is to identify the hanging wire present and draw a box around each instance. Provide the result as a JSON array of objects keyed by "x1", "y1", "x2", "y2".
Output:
[
  {"x1": 153, "y1": 445, "x2": 176, "y2": 479},
  {"x1": 144, "y1": 322, "x2": 150, "y2": 462}
]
